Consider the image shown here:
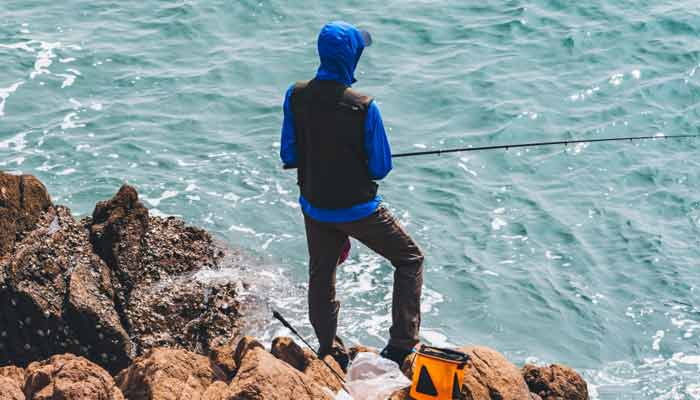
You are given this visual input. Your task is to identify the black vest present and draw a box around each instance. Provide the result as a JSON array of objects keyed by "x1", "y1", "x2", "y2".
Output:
[{"x1": 290, "y1": 79, "x2": 378, "y2": 209}]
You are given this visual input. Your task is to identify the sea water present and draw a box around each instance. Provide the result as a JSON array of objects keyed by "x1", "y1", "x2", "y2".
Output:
[{"x1": 1, "y1": 1, "x2": 699, "y2": 398}]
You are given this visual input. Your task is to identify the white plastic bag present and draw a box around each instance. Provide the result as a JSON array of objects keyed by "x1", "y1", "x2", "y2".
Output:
[{"x1": 336, "y1": 352, "x2": 411, "y2": 400}]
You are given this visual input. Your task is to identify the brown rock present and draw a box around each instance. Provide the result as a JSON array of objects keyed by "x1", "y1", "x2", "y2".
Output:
[
  {"x1": 209, "y1": 343, "x2": 238, "y2": 380},
  {"x1": 522, "y1": 364, "x2": 589, "y2": 400},
  {"x1": 64, "y1": 251, "x2": 133, "y2": 373},
  {"x1": 116, "y1": 348, "x2": 226, "y2": 400},
  {"x1": 271, "y1": 336, "x2": 313, "y2": 371},
  {"x1": 1, "y1": 178, "x2": 244, "y2": 373},
  {"x1": 87, "y1": 185, "x2": 239, "y2": 357},
  {"x1": 0, "y1": 366, "x2": 25, "y2": 385},
  {"x1": 126, "y1": 276, "x2": 240, "y2": 355},
  {"x1": 88, "y1": 185, "x2": 222, "y2": 294},
  {"x1": 0, "y1": 377, "x2": 25, "y2": 400},
  {"x1": 530, "y1": 393, "x2": 543, "y2": 400},
  {"x1": 0, "y1": 173, "x2": 52, "y2": 257},
  {"x1": 303, "y1": 355, "x2": 345, "y2": 393},
  {"x1": 0, "y1": 366, "x2": 26, "y2": 400},
  {"x1": 89, "y1": 184, "x2": 149, "y2": 292},
  {"x1": 24, "y1": 353, "x2": 124, "y2": 400},
  {"x1": 0, "y1": 205, "x2": 132, "y2": 374},
  {"x1": 227, "y1": 345, "x2": 333, "y2": 400},
  {"x1": 232, "y1": 336, "x2": 265, "y2": 365},
  {"x1": 202, "y1": 381, "x2": 230, "y2": 400},
  {"x1": 458, "y1": 346, "x2": 531, "y2": 400}
]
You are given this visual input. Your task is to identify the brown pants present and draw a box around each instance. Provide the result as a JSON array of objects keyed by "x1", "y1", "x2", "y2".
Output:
[{"x1": 304, "y1": 206, "x2": 424, "y2": 354}]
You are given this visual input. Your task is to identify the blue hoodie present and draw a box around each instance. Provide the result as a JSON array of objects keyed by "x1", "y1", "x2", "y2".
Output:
[{"x1": 280, "y1": 21, "x2": 392, "y2": 223}]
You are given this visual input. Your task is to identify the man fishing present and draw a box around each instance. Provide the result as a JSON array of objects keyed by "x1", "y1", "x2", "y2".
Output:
[{"x1": 280, "y1": 21, "x2": 424, "y2": 370}]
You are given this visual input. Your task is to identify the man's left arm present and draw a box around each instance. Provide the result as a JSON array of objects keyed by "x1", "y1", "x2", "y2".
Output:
[
  {"x1": 364, "y1": 101, "x2": 392, "y2": 180},
  {"x1": 280, "y1": 84, "x2": 298, "y2": 168}
]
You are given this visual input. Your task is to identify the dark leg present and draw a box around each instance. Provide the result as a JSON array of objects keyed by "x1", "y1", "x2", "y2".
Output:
[
  {"x1": 339, "y1": 207, "x2": 424, "y2": 350},
  {"x1": 303, "y1": 214, "x2": 348, "y2": 355}
]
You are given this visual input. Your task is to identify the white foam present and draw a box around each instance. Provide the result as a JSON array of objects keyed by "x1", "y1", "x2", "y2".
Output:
[
  {"x1": 457, "y1": 162, "x2": 477, "y2": 177},
  {"x1": 89, "y1": 103, "x2": 103, "y2": 111},
  {"x1": 0, "y1": 81, "x2": 25, "y2": 116},
  {"x1": 150, "y1": 208, "x2": 180, "y2": 218},
  {"x1": 674, "y1": 354, "x2": 700, "y2": 365},
  {"x1": 609, "y1": 73, "x2": 624, "y2": 86},
  {"x1": 143, "y1": 190, "x2": 178, "y2": 207},
  {"x1": 30, "y1": 41, "x2": 61, "y2": 79},
  {"x1": 631, "y1": 69, "x2": 641, "y2": 79},
  {"x1": 56, "y1": 168, "x2": 76, "y2": 176},
  {"x1": 0, "y1": 41, "x2": 35, "y2": 52},
  {"x1": 421, "y1": 329, "x2": 454, "y2": 348},
  {"x1": 228, "y1": 224, "x2": 256, "y2": 235},
  {"x1": 223, "y1": 192, "x2": 240, "y2": 201},
  {"x1": 60, "y1": 112, "x2": 85, "y2": 129},
  {"x1": 652, "y1": 330, "x2": 665, "y2": 351},
  {"x1": 56, "y1": 73, "x2": 76, "y2": 88},
  {"x1": 491, "y1": 217, "x2": 507, "y2": 230},
  {"x1": 281, "y1": 199, "x2": 300, "y2": 209},
  {"x1": 0, "y1": 131, "x2": 28, "y2": 151},
  {"x1": 687, "y1": 384, "x2": 700, "y2": 399}
]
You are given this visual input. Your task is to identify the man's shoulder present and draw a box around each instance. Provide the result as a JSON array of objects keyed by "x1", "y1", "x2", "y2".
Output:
[
  {"x1": 292, "y1": 80, "x2": 311, "y2": 92},
  {"x1": 340, "y1": 88, "x2": 375, "y2": 112}
]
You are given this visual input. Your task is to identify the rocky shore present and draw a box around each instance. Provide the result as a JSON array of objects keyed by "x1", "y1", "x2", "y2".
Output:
[{"x1": 0, "y1": 171, "x2": 590, "y2": 400}]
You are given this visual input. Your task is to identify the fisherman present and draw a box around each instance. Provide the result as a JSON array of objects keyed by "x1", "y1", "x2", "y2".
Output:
[{"x1": 280, "y1": 21, "x2": 424, "y2": 370}]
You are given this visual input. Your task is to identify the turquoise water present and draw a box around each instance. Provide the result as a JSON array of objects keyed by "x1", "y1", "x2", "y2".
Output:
[{"x1": 2, "y1": 1, "x2": 700, "y2": 398}]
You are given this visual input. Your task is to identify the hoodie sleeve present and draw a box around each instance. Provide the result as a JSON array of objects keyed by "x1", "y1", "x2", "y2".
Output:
[
  {"x1": 280, "y1": 84, "x2": 298, "y2": 168},
  {"x1": 364, "y1": 101, "x2": 393, "y2": 180}
]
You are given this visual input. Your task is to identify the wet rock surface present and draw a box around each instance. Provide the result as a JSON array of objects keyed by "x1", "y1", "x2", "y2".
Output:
[
  {"x1": 0, "y1": 173, "x2": 242, "y2": 374},
  {"x1": 522, "y1": 364, "x2": 589, "y2": 400}
]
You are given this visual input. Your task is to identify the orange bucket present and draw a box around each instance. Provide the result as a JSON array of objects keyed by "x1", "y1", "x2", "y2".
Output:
[{"x1": 409, "y1": 345, "x2": 469, "y2": 400}]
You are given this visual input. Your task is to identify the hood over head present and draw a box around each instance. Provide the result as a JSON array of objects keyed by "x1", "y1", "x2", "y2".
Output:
[{"x1": 315, "y1": 21, "x2": 371, "y2": 86}]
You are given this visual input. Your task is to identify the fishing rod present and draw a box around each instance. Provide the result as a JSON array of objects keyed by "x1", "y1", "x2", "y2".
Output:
[
  {"x1": 391, "y1": 134, "x2": 700, "y2": 158},
  {"x1": 272, "y1": 310, "x2": 350, "y2": 392},
  {"x1": 282, "y1": 134, "x2": 698, "y2": 169}
]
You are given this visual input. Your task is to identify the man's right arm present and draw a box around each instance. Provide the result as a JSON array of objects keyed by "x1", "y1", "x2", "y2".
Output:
[{"x1": 280, "y1": 84, "x2": 298, "y2": 168}]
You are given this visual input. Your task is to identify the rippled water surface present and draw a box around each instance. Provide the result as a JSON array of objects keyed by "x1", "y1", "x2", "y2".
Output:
[{"x1": 2, "y1": 1, "x2": 700, "y2": 398}]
